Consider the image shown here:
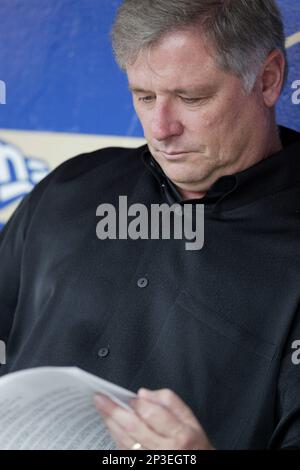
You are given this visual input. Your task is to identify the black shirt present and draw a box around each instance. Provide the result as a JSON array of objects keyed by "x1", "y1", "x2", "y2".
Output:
[{"x1": 1, "y1": 126, "x2": 300, "y2": 449}]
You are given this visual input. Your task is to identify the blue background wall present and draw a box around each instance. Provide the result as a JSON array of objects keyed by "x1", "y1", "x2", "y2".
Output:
[{"x1": 0, "y1": 0, "x2": 299, "y2": 137}]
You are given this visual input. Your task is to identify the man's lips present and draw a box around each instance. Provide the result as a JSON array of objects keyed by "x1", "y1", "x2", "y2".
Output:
[
  {"x1": 159, "y1": 150, "x2": 190, "y2": 155},
  {"x1": 155, "y1": 145, "x2": 207, "y2": 155},
  {"x1": 159, "y1": 150, "x2": 191, "y2": 160}
]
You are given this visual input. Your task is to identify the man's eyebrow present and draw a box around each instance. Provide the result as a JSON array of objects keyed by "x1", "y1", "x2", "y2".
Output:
[
  {"x1": 128, "y1": 85, "x2": 215, "y2": 95},
  {"x1": 173, "y1": 87, "x2": 215, "y2": 95},
  {"x1": 129, "y1": 86, "x2": 152, "y2": 93}
]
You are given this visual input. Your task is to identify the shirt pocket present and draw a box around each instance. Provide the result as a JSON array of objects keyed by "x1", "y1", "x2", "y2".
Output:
[
  {"x1": 130, "y1": 289, "x2": 278, "y2": 449},
  {"x1": 177, "y1": 290, "x2": 276, "y2": 360}
]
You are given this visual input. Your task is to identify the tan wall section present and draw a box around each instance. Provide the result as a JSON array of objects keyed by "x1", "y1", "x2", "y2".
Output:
[{"x1": 0, "y1": 129, "x2": 146, "y2": 225}]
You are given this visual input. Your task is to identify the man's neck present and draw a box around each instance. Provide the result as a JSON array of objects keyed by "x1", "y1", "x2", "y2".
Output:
[{"x1": 178, "y1": 189, "x2": 207, "y2": 201}]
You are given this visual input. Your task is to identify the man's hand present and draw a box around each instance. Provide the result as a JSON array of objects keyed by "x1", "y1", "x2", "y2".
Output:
[{"x1": 94, "y1": 388, "x2": 215, "y2": 450}]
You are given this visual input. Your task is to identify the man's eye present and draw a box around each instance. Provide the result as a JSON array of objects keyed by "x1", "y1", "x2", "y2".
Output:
[
  {"x1": 138, "y1": 96, "x2": 155, "y2": 103},
  {"x1": 180, "y1": 97, "x2": 201, "y2": 104}
]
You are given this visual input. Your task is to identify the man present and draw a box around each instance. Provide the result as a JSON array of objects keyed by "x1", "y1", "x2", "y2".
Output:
[{"x1": 0, "y1": 0, "x2": 300, "y2": 450}]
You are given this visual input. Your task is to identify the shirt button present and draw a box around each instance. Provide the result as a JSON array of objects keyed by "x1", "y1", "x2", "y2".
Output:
[
  {"x1": 137, "y1": 277, "x2": 149, "y2": 288},
  {"x1": 98, "y1": 347, "x2": 110, "y2": 358}
]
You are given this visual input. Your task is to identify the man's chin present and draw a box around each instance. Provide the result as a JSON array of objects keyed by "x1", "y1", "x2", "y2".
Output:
[{"x1": 165, "y1": 172, "x2": 207, "y2": 188}]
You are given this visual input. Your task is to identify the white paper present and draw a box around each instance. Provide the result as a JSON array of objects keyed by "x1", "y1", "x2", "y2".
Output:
[{"x1": 0, "y1": 367, "x2": 136, "y2": 450}]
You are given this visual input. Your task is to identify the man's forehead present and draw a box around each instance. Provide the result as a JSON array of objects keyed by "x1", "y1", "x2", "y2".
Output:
[
  {"x1": 126, "y1": 38, "x2": 224, "y2": 94},
  {"x1": 126, "y1": 28, "x2": 219, "y2": 77}
]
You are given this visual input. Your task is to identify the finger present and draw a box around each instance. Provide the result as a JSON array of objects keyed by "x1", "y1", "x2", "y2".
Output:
[
  {"x1": 94, "y1": 393, "x2": 167, "y2": 449},
  {"x1": 132, "y1": 397, "x2": 186, "y2": 438},
  {"x1": 137, "y1": 388, "x2": 200, "y2": 429},
  {"x1": 104, "y1": 416, "x2": 145, "y2": 450},
  {"x1": 93, "y1": 393, "x2": 134, "y2": 417},
  {"x1": 93, "y1": 394, "x2": 131, "y2": 449}
]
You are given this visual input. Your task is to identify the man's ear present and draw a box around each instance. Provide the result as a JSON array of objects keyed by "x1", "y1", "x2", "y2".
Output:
[{"x1": 260, "y1": 49, "x2": 286, "y2": 107}]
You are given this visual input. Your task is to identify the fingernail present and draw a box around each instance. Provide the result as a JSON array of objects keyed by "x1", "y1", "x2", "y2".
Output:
[
  {"x1": 93, "y1": 393, "x2": 109, "y2": 408},
  {"x1": 130, "y1": 397, "x2": 138, "y2": 407}
]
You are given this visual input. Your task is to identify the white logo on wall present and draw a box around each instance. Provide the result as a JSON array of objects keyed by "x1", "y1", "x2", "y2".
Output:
[{"x1": 0, "y1": 141, "x2": 50, "y2": 229}]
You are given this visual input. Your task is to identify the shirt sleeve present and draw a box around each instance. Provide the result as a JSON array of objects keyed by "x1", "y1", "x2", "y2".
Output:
[
  {"x1": 0, "y1": 154, "x2": 86, "y2": 349},
  {"x1": 0, "y1": 194, "x2": 31, "y2": 344}
]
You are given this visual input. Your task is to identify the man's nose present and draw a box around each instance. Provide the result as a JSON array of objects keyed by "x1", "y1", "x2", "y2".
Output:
[{"x1": 151, "y1": 102, "x2": 184, "y2": 141}]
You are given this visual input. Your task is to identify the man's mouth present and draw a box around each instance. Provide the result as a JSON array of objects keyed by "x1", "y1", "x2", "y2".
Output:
[{"x1": 160, "y1": 150, "x2": 190, "y2": 160}]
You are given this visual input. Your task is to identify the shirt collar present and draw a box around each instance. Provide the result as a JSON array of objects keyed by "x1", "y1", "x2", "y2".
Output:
[{"x1": 141, "y1": 126, "x2": 300, "y2": 212}]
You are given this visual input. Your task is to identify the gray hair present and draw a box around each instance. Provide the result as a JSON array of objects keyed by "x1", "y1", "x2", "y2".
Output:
[{"x1": 111, "y1": 0, "x2": 288, "y2": 93}]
